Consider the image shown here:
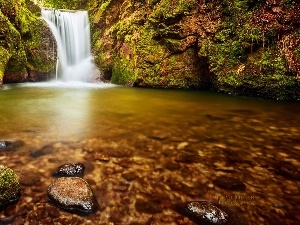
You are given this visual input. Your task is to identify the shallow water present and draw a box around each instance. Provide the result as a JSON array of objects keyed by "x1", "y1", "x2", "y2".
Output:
[{"x1": 0, "y1": 82, "x2": 300, "y2": 224}]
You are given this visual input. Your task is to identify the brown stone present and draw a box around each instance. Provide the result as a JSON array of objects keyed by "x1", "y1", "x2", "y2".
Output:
[{"x1": 47, "y1": 177, "x2": 98, "y2": 213}]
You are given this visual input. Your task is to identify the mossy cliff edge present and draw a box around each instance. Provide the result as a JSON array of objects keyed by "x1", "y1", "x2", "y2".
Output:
[
  {"x1": 0, "y1": 0, "x2": 56, "y2": 86},
  {"x1": 89, "y1": 0, "x2": 300, "y2": 100}
]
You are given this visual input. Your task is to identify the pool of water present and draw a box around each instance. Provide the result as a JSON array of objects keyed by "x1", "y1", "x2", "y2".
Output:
[{"x1": 0, "y1": 82, "x2": 300, "y2": 224}]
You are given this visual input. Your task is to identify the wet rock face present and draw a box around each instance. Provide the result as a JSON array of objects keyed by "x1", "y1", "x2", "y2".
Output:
[
  {"x1": 47, "y1": 177, "x2": 98, "y2": 213},
  {"x1": 213, "y1": 176, "x2": 246, "y2": 191},
  {"x1": 53, "y1": 163, "x2": 85, "y2": 177},
  {"x1": 175, "y1": 200, "x2": 242, "y2": 225},
  {"x1": 0, "y1": 165, "x2": 21, "y2": 208}
]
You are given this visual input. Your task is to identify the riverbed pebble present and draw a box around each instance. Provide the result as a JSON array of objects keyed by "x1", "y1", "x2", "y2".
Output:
[
  {"x1": 213, "y1": 175, "x2": 246, "y2": 191},
  {"x1": 274, "y1": 161, "x2": 300, "y2": 180},
  {"x1": 53, "y1": 163, "x2": 85, "y2": 177},
  {"x1": 175, "y1": 200, "x2": 243, "y2": 225}
]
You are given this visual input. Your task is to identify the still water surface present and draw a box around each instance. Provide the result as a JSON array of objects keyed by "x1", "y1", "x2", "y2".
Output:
[{"x1": 0, "y1": 82, "x2": 299, "y2": 224}]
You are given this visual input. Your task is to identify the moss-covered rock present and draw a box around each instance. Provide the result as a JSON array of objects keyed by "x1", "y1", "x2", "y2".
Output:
[
  {"x1": 0, "y1": 165, "x2": 20, "y2": 208},
  {"x1": 0, "y1": 0, "x2": 56, "y2": 86}
]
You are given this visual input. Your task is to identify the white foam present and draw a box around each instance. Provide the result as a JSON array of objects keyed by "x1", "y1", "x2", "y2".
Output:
[{"x1": 18, "y1": 81, "x2": 117, "y2": 89}]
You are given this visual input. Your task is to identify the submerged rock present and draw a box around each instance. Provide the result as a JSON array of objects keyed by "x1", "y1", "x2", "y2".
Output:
[
  {"x1": 135, "y1": 199, "x2": 163, "y2": 214},
  {"x1": 30, "y1": 144, "x2": 54, "y2": 157},
  {"x1": 174, "y1": 200, "x2": 244, "y2": 225},
  {"x1": 53, "y1": 163, "x2": 85, "y2": 177},
  {"x1": 0, "y1": 140, "x2": 24, "y2": 151},
  {"x1": 47, "y1": 177, "x2": 98, "y2": 213},
  {"x1": 213, "y1": 176, "x2": 246, "y2": 191},
  {"x1": 92, "y1": 152, "x2": 110, "y2": 162},
  {"x1": 176, "y1": 152, "x2": 201, "y2": 164},
  {"x1": 0, "y1": 141, "x2": 11, "y2": 149},
  {"x1": 274, "y1": 161, "x2": 300, "y2": 180},
  {"x1": 0, "y1": 165, "x2": 21, "y2": 208}
]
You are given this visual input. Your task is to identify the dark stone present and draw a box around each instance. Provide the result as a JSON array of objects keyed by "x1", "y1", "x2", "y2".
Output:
[
  {"x1": 47, "y1": 177, "x2": 98, "y2": 214},
  {"x1": 135, "y1": 199, "x2": 163, "y2": 214},
  {"x1": 174, "y1": 200, "x2": 244, "y2": 225},
  {"x1": 116, "y1": 159, "x2": 132, "y2": 168},
  {"x1": 274, "y1": 161, "x2": 300, "y2": 180},
  {"x1": 0, "y1": 140, "x2": 24, "y2": 151},
  {"x1": 122, "y1": 172, "x2": 138, "y2": 181},
  {"x1": 92, "y1": 152, "x2": 110, "y2": 162},
  {"x1": 53, "y1": 163, "x2": 85, "y2": 177},
  {"x1": 30, "y1": 144, "x2": 54, "y2": 157},
  {"x1": 205, "y1": 114, "x2": 225, "y2": 121},
  {"x1": 176, "y1": 153, "x2": 201, "y2": 164},
  {"x1": 213, "y1": 176, "x2": 246, "y2": 191},
  {"x1": 0, "y1": 165, "x2": 21, "y2": 209},
  {"x1": 0, "y1": 141, "x2": 12, "y2": 149},
  {"x1": 113, "y1": 182, "x2": 130, "y2": 192},
  {"x1": 165, "y1": 160, "x2": 181, "y2": 171}
]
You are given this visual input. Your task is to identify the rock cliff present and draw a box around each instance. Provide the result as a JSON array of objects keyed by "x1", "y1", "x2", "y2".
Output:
[
  {"x1": 90, "y1": 0, "x2": 300, "y2": 100},
  {"x1": 0, "y1": 0, "x2": 56, "y2": 86}
]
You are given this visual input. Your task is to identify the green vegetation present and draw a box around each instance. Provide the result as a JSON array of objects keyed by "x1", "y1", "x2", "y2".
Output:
[
  {"x1": 150, "y1": 0, "x2": 196, "y2": 21},
  {"x1": 0, "y1": 0, "x2": 56, "y2": 84},
  {"x1": 0, "y1": 165, "x2": 20, "y2": 207},
  {"x1": 198, "y1": 0, "x2": 300, "y2": 100},
  {"x1": 42, "y1": 0, "x2": 86, "y2": 10}
]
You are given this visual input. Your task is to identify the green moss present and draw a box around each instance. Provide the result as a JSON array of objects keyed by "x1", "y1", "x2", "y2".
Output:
[
  {"x1": 0, "y1": 8, "x2": 27, "y2": 74},
  {"x1": 0, "y1": 165, "x2": 20, "y2": 207},
  {"x1": 111, "y1": 57, "x2": 136, "y2": 85},
  {"x1": 0, "y1": 0, "x2": 56, "y2": 83},
  {"x1": 0, "y1": 47, "x2": 11, "y2": 79},
  {"x1": 93, "y1": 0, "x2": 112, "y2": 24},
  {"x1": 42, "y1": 0, "x2": 86, "y2": 10},
  {"x1": 215, "y1": 49, "x2": 299, "y2": 100},
  {"x1": 151, "y1": 0, "x2": 197, "y2": 21}
]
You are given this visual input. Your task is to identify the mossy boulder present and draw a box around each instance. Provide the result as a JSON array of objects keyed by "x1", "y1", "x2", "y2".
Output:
[
  {"x1": 0, "y1": 165, "x2": 21, "y2": 208},
  {"x1": 0, "y1": 0, "x2": 56, "y2": 86}
]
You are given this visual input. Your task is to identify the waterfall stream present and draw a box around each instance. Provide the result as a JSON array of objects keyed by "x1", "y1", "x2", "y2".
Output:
[{"x1": 41, "y1": 8, "x2": 93, "y2": 82}]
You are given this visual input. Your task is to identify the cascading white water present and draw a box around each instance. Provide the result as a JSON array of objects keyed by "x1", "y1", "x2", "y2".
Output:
[{"x1": 41, "y1": 8, "x2": 93, "y2": 82}]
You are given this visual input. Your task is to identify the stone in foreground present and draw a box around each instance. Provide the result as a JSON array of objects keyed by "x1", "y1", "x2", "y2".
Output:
[
  {"x1": 174, "y1": 200, "x2": 244, "y2": 225},
  {"x1": 0, "y1": 165, "x2": 21, "y2": 208},
  {"x1": 47, "y1": 177, "x2": 98, "y2": 213},
  {"x1": 53, "y1": 163, "x2": 85, "y2": 177}
]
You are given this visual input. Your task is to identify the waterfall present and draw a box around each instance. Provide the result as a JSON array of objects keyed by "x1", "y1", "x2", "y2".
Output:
[{"x1": 41, "y1": 8, "x2": 93, "y2": 82}]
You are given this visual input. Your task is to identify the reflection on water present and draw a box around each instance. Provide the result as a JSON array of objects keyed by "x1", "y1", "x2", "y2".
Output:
[{"x1": 0, "y1": 83, "x2": 300, "y2": 224}]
